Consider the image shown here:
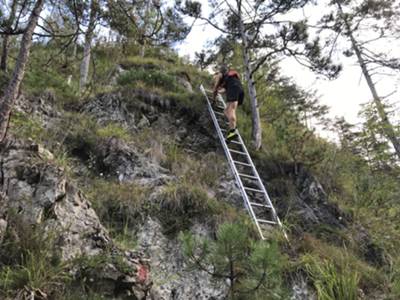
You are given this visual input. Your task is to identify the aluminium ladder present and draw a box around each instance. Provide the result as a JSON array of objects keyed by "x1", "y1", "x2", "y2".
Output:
[{"x1": 200, "y1": 84, "x2": 286, "y2": 240}]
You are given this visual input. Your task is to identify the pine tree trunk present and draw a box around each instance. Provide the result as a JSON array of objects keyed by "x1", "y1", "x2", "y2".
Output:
[
  {"x1": 238, "y1": 5, "x2": 262, "y2": 150},
  {"x1": 140, "y1": 0, "x2": 151, "y2": 57},
  {"x1": 79, "y1": 0, "x2": 97, "y2": 92},
  {"x1": 1, "y1": 35, "x2": 11, "y2": 72},
  {"x1": 0, "y1": 0, "x2": 45, "y2": 143},
  {"x1": 337, "y1": 2, "x2": 400, "y2": 160},
  {"x1": 0, "y1": 0, "x2": 18, "y2": 72}
]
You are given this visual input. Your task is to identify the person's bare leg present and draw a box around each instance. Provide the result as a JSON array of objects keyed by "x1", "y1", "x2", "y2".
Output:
[
  {"x1": 224, "y1": 104, "x2": 231, "y2": 127},
  {"x1": 224, "y1": 102, "x2": 238, "y2": 130},
  {"x1": 231, "y1": 101, "x2": 237, "y2": 129}
]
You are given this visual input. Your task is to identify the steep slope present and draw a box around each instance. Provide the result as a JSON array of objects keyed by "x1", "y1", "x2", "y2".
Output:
[
  {"x1": 1, "y1": 49, "x2": 397, "y2": 299},
  {"x1": 1, "y1": 57, "x2": 242, "y2": 299}
]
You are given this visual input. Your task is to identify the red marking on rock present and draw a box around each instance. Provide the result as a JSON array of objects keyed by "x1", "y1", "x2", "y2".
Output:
[{"x1": 137, "y1": 264, "x2": 148, "y2": 283}]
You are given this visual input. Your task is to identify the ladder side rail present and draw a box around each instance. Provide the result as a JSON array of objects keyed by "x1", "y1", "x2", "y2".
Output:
[
  {"x1": 215, "y1": 91, "x2": 285, "y2": 234},
  {"x1": 214, "y1": 88, "x2": 288, "y2": 239},
  {"x1": 235, "y1": 133, "x2": 284, "y2": 228},
  {"x1": 200, "y1": 85, "x2": 266, "y2": 239},
  {"x1": 214, "y1": 89, "x2": 283, "y2": 228}
]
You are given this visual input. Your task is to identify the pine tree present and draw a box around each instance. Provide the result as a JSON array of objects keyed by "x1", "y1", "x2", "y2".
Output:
[
  {"x1": 0, "y1": 0, "x2": 45, "y2": 142},
  {"x1": 0, "y1": 0, "x2": 18, "y2": 72},
  {"x1": 107, "y1": 0, "x2": 190, "y2": 55},
  {"x1": 178, "y1": 0, "x2": 341, "y2": 149},
  {"x1": 79, "y1": 0, "x2": 99, "y2": 92},
  {"x1": 320, "y1": 0, "x2": 400, "y2": 160},
  {"x1": 180, "y1": 222, "x2": 284, "y2": 299}
]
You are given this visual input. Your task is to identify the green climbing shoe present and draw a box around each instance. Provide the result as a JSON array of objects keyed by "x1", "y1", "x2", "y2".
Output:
[{"x1": 226, "y1": 129, "x2": 238, "y2": 141}]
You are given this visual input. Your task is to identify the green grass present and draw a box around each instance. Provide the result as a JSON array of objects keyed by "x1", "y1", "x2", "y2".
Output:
[
  {"x1": 298, "y1": 235, "x2": 384, "y2": 293},
  {"x1": 156, "y1": 181, "x2": 216, "y2": 234},
  {"x1": 9, "y1": 111, "x2": 46, "y2": 141},
  {"x1": 0, "y1": 217, "x2": 70, "y2": 298},
  {"x1": 119, "y1": 55, "x2": 170, "y2": 70},
  {"x1": 117, "y1": 68, "x2": 183, "y2": 92},
  {"x1": 85, "y1": 179, "x2": 152, "y2": 231},
  {"x1": 302, "y1": 254, "x2": 360, "y2": 300},
  {"x1": 96, "y1": 123, "x2": 131, "y2": 141}
]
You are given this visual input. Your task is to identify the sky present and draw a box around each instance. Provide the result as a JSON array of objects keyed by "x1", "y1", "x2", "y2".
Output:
[{"x1": 174, "y1": 0, "x2": 400, "y2": 135}]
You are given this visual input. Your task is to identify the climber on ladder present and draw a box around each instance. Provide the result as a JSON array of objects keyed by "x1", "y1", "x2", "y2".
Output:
[{"x1": 213, "y1": 65, "x2": 245, "y2": 142}]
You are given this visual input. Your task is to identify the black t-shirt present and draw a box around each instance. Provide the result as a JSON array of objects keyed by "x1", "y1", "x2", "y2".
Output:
[{"x1": 220, "y1": 70, "x2": 243, "y2": 91}]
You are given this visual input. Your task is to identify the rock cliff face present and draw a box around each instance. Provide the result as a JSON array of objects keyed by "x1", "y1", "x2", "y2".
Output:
[
  {"x1": 137, "y1": 218, "x2": 228, "y2": 300},
  {"x1": 0, "y1": 139, "x2": 152, "y2": 299},
  {"x1": 79, "y1": 90, "x2": 236, "y2": 299},
  {"x1": 0, "y1": 89, "x2": 237, "y2": 299}
]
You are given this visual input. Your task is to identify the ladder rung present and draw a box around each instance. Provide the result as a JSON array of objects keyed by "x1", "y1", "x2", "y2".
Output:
[
  {"x1": 228, "y1": 149, "x2": 247, "y2": 155},
  {"x1": 233, "y1": 160, "x2": 252, "y2": 167},
  {"x1": 229, "y1": 140, "x2": 242, "y2": 145},
  {"x1": 257, "y1": 219, "x2": 277, "y2": 225},
  {"x1": 216, "y1": 118, "x2": 229, "y2": 126},
  {"x1": 214, "y1": 111, "x2": 224, "y2": 116},
  {"x1": 244, "y1": 187, "x2": 264, "y2": 193},
  {"x1": 250, "y1": 202, "x2": 271, "y2": 208},
  {"x1": 238, "y1": 173, "x2": 257, "y2": 180},
  {"x1": 215, "y1": 106, "x2": 225, "y2": 110}
]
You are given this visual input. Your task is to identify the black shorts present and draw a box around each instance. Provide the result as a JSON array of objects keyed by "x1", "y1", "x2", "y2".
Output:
[{"x1": 227, "y1": 86, "x2": 244, "y2": 105}]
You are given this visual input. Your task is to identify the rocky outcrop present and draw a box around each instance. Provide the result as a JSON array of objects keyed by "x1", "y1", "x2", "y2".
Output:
[
  {"x1": 15, "y1": 90, "x2": 60, "y2": 124},
  {"x1": 293, "y1": 167, "x2": 347, "y2": 229},
  {"x1": 138, "y1": 218, "x2": 228, "y2": 300},
  {"x1": 258, "y1": 162, "x2": 348, "y2": 231},
  {"x1": 83, "y1": 92, "x2": 136, "y2": 130},
  {"x1": 0, "y1": 139, "x2": 151, "y2": 299},
  {"x1": 82, "y1": 89, "x2": 218, "y2": 154},
  {"x1": 95, "y1": 137, "x2": 170, "y2": 186}
]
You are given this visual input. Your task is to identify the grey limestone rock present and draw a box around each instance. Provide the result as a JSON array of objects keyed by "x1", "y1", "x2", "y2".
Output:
[
  {"x1": 83, "y1": 92, "x2": 136, "y2": 130},
  {"x1": 95, "y1": 137, "x2": 170, "y2": 186},
  {"x1": 137, "y1": 218, "x2": 228, "y2": 300},
  {"x1": 0, "y1": 140, "x2": 151, "y2": 298}
]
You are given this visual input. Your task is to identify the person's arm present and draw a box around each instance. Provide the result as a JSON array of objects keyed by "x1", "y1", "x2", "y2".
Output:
[{"x1": 212, "y1": 73, "x2": 223, "y2": 100}]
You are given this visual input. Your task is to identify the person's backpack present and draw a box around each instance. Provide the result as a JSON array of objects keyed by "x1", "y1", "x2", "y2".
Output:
[
  {"x1": 219, "y1": 69, "x2": 240, "y2": 88},
  {"x1": 225, "y1": 69, "x2": 240, "y2": 79}
]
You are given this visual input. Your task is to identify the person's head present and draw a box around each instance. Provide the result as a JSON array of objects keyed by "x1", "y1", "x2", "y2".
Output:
[{"x1": 219, "y1": 65, "x2": 228, "y2": 75}]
